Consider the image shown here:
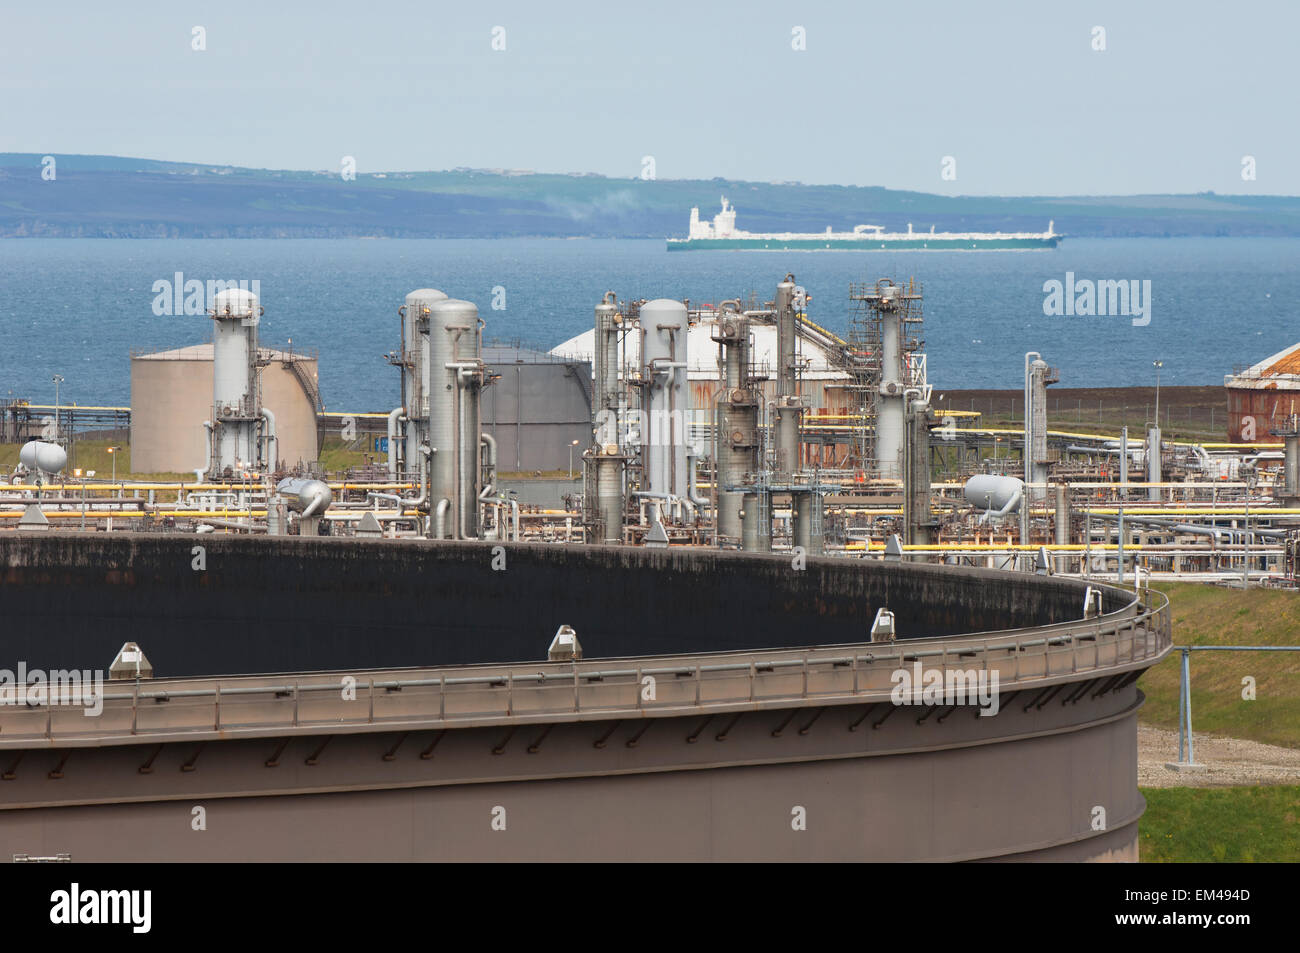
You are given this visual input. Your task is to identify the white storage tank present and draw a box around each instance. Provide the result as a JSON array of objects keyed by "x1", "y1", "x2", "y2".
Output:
[
  {"x1": 19, "y1": 440, "x2": 67, "y2": 476},
  {"x1": 964, "y1": 474, "x2": 1024, "y2": 513}
]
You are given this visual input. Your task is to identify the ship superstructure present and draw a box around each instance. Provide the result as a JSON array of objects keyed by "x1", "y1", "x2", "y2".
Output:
[{"x1": 667, "y1": 197, "x2": 1061, "y2": 250}]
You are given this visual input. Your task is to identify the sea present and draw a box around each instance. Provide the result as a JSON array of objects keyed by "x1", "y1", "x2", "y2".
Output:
[{"x1": 1, "y1": 237, "x2": 1296, "y2": 412}]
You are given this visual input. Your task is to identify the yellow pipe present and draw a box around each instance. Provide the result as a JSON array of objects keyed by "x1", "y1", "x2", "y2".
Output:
[
  {"x1": 5, "y1": 482, "x2": 419, "y2": 492},
  {"x1": 17, "y1": 403, "x2": 131, "y2": 412}
]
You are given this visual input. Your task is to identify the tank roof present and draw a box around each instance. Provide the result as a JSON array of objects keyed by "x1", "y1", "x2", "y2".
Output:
[{"x1": 1226, "y1": 341, "x2": 1300, "y2": 390}]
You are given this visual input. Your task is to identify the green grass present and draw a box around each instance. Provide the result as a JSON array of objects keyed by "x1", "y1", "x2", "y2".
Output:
[
  {"x1": 1, "y1": 440, "x2": 192, "y2": 482},
  {"x1": 1140, "y1": 785, "x2": 1300, "y2": 862},
  {"x1": 318, "y1": 437, "x2": 370, "y2": 474},
  {"x1": 1138, "y1": 583, "x2": 1300, "y2": 750}
]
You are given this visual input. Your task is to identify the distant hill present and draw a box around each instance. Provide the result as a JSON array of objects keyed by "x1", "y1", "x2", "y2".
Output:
[{"x1": 2, "y1": 153, "x2": 1299, "y2": 238}]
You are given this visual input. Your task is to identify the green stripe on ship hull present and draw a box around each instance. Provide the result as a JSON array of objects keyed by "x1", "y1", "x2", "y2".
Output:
[{"x1": 666, "y1": 237, "x2": 1059, "y2": 251}]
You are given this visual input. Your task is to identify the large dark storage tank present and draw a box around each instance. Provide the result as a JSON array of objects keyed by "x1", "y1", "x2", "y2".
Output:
[{"x1": 0, "y1": 533, "x2": 1120, "y2": 678}]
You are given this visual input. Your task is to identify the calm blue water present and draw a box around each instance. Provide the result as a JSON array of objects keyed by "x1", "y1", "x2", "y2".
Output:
[{"x1": 1, "y1": 238, "x2": 1296, "y2": 411}]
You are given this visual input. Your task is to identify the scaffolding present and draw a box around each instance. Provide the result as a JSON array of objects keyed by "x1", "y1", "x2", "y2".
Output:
[{"x1": 842, "y1": 277, "x2": 928, "y2": 475}]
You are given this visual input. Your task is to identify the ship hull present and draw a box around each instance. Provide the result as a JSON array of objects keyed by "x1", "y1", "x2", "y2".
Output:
[{"x1": 667, "y1": 236, "x2": 1060, "y2": 251}]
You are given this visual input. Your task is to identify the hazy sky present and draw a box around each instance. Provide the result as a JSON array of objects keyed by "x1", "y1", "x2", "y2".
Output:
[{"x1": 2, "y1": 0, "x2": 1295, "y2": 195}]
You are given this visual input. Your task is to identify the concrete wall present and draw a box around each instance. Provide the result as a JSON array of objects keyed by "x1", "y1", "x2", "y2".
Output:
[
  {"x1": 130, "y1": 349, "x2": 319, "y2": 474},
  {"x1": 0, "y1": 533, "x2": 1119, "y2": 678}
]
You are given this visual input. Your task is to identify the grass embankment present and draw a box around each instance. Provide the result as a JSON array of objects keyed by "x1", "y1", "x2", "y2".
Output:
[
  {"x1": 1139, "y1": 583, "x2": 1300, "y2": 750},
  {"x1": 1, "y1": 439, "x2": 194, "y2": 482},
  {"x1": 1139, "y1": 785, "x2": 1300, "y2": 862}
]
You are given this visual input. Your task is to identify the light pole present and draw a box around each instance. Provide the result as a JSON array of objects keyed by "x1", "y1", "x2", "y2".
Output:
[
  {"x1": 107, "y1": 446, "x2": 120, "y2": 532},
  {"x1": 568, "y1": 439, "x2": 580, "y2": 480},
  {"x1": 51, "y1": 374, "x2": 64, "y2": 441},
  {"x1": 1153, "y1": 360, "x2": 1163, "y2": 426}
]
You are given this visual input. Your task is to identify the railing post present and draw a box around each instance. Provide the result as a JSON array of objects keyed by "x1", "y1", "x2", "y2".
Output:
[
  {"x1": 751, "y1": 660, "x2": 758, "y2": 702},
  {"x1": 439, "y1": 675, "x2": 445, "y2": 721},
  {"x1": 1176, "y1": 649, "x2": 1187, "y2": 762},
  {"x1": 1182, "y1": 648, "x2": 1196, "y2": 765},
  {"x1": 293, "y1": 682, "x2": 299, "y2": 728},
  {"x1": 636, "y1": 667, "x2": 643, "y2": 710},
  {"x1": 214, "y1": 683, "x2": 220, "y2": 731},
  {"x1": 574, "y1": 667, "x2": 580, "y2": 713},
  {"x1": 368, "y1": 678, "x2": 375, "y2": 723}
]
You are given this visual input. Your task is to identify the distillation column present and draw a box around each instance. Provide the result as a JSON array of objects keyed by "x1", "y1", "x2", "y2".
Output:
[
  {"x1": 1022, "y1": 353, "x2": 1057, "y2": 546},
  {"x1": 427, "y1": 298, "x2": 485, "y2": 539},
  {"x1": 394, "y1": 288, "x2": 448, "y2": 481},
  {"x1": 584, "y1": 292, "x2": 627, "y2": 544},
  {"x1": 875, "y1": 286, "x2": 906, "y2": 480},
  {"x1": 903, "y1": 396, "x2": 937, "y2": 546},
  {"x1": 773, "y1": 276, "x2": 804, "y2": 479},
  {"x1": 208, "y1": 288, "x2": 264, "y2": 477},
  {"x1": 713, "y1": 310, "x2": 757, "y2": 545},
  {"x1": 640, "y1": 299, "x2": 690, "y2": 502},
  {"x1": 1146, "y1": 426, "x2": 1162, "y2": 502}
]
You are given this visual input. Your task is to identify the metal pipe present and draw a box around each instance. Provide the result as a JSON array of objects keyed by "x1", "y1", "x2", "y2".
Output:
[
  {"x1": 479, "y1": 432, "x2": 497, "y2": 501},
  {"x1": 684, "y1": 450, "x2": 709, "y2": 508},
  {"x1": 434, "y1": 498, "x2": 451, "y2": 540},
  {"x1": 387, "y1": 407, "x2": 404, "y2": 479},
  {"x1": 260, "y1": 407, "x2": 277, "y2": 473}
]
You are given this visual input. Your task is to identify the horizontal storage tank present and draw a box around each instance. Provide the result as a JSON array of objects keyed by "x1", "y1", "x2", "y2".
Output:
[
  {"x1": 19, "y1": 441, "x2": 67, "y2": 475},
  {"x1": 964, "y1": 474, "x2": 1024, "y2": 513},
  {"x1": 275, "y1": 478, "x2": 333, "y2": 516}
]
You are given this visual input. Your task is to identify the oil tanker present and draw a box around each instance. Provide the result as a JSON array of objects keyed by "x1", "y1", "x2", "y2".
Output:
[{"x1": 667, "y1": 198, "x2": 1061, "y2": 251}]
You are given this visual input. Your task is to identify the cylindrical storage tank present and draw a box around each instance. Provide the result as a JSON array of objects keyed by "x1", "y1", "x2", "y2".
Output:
[
  {"x1": 964, "y1": 475, "x2": 1024, "y2": 513},
  {"x1": 595, "y1": 448, "x2": 624, "y2": 544},
  {"x1": 639, "y1": 299, "x2": 689, "y2": 500},
  {"x1": 403, "y1": 289, "x2": 447, "y2": 481},
  {"x1": 275, "y1": 477, "x2": 333, "y2": 516},
  {"x1": 210, "y1": 288, "x2": 261, "y2": 474},
  {"x1": 19, "y1": 441, "x2": 67, "y2": 475},
  {"x1": 427, "y1": 299, "x2": 483, "y2": 538}
]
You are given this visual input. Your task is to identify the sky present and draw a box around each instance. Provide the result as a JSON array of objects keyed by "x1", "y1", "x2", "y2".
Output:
[{"x1": 1, "y1": 0, "x2": 1296, "y2": 195}]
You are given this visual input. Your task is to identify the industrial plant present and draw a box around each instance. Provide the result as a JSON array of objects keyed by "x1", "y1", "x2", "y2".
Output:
[{"x1": 3, "y1": 266, "x2": 1296, "y2": 861}]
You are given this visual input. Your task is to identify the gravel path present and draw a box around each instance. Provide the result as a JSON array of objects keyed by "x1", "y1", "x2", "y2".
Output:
[{"x1": 1139, "y1": 725, "x2": 1300, "y2": 788}]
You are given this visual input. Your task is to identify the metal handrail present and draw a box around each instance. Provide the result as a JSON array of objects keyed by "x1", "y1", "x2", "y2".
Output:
[{"x1": 0, "y1": 592, "x2": 1172, "y2": 745}]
